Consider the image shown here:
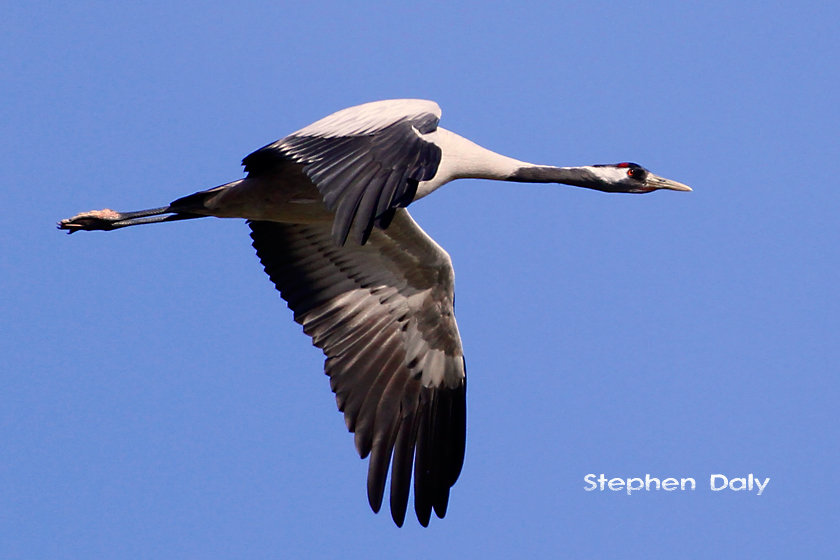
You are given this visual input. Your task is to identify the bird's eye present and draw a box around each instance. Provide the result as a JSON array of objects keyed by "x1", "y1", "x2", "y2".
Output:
[{"x1": 627, "y1": 167, "x2": 646, "y2": 180}]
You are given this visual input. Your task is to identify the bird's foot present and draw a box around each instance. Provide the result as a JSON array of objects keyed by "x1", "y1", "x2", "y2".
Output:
[{"x1": 58, "y1": 209, "x2": 123, "y2": 233}]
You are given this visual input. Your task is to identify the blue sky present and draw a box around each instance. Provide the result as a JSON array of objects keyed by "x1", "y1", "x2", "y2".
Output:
[{"x1": 2, "y1": 1, "x2": 837, "y2": 558}]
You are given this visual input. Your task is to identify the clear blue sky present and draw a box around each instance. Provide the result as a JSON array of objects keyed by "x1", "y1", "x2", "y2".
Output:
[{"x1": 3, "y1": 1, "x2": 837, "y2": 558}]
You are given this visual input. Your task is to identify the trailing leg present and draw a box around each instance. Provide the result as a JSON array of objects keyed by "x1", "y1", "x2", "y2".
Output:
[{"x1": 58, "y1": 206, "x2": 202, "y2": 233}]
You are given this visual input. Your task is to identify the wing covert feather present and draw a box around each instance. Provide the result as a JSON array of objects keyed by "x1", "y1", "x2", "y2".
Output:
[{"x1": 243, "y1": 100, "x2": 443, "y2": 245}]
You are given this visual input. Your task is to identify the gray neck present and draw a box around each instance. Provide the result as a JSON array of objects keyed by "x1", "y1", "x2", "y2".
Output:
[{"x1": 509, "y1": 165, "x2": 615, "y2": 193}]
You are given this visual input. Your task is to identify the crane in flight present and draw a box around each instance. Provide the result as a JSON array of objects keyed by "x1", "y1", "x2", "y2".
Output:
[{"x1": 59, "y1": 99, "x2": 691, "y2": 526}]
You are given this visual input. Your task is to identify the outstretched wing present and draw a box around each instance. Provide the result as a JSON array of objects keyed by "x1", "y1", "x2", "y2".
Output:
[
  {"x1": 243, "y1": 99, "x2": 443, "y2": 245},
  {"x1": 249, "y1": 209, "x2": 466, "y2": 526}
]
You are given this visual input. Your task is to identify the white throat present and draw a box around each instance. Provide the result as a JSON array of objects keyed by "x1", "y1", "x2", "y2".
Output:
[{"x1": 414, "y1": 128, "x2": 532, "y2": 200}]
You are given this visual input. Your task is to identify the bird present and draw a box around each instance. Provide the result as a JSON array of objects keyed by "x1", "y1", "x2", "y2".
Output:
[{"x1": 59, "y1": 98, "x2": 691, "y2": 526}]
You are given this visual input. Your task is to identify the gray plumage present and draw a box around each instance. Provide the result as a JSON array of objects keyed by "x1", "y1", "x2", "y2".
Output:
[{"x1": 250, "y1": 210, "x2": 464, "y2": 525}]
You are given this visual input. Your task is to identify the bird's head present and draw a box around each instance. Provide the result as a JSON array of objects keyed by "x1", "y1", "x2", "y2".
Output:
[{"x1": 588, "y1": 162, "x2": 692, "y2": 193}]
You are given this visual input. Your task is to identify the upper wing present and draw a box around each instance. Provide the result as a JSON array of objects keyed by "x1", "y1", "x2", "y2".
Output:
[
  {"x1": 249, "y1": 209, "x2": 466, "y2": 527},
  {"x1": 243, "y1": 99, "x2": 443, "y2": 245}
]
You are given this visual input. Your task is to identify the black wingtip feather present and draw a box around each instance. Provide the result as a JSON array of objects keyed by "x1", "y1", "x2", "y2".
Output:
[{"x1": 366, "y1": 414, "x2": 400, "y2": 514}]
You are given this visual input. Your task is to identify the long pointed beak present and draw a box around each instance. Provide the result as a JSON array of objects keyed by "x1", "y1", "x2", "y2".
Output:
[{"x1": 646, "y1": 173, "x2": 692, "y2": 192}]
